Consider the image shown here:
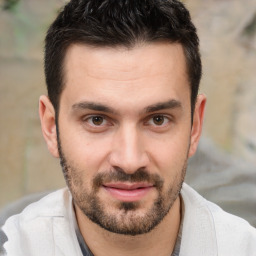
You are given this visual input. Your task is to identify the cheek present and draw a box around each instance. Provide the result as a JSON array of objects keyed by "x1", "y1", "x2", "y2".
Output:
[
  {"x1": 146, "y1": 132, "x2": 190, "y2": 173},
  {"x1": 59, "y1": 123, "x2": 113, "y2": 173}
]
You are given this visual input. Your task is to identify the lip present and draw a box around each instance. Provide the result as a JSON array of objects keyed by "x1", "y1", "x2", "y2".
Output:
[{"x1": 102, "y1": 183, "x2": 154, "y2": 202}]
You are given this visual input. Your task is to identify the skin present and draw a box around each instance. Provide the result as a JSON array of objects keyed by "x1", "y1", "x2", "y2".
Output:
[{"x1": 39, "y1": 42, "x2": 206, "y2": 256}]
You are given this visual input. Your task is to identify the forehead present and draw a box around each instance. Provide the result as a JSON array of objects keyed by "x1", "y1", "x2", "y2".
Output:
[
  {"x1": 61, "y1": 42, "x2": 190, "y2": 111},
  {"x1": 64, "y1": 42, "x2": 187, "y2": 79}
]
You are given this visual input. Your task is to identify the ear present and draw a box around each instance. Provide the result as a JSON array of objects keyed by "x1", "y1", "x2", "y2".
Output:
[
  {"x1": 188, "y1": 94, "x2": 206, "y2": 158},
  {"x1": 39, "y1": 95, "x2": 59, "y2": 158}
]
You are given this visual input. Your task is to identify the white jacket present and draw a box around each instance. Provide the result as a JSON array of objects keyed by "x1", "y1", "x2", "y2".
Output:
[{"x1": 2, "y1": 183, "x2": 256, "y2": 256}]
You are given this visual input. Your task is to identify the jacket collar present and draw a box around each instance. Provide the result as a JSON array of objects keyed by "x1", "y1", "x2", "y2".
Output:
[{"x1": 179, "y1": 183, "x2": 218, "y2": 256}]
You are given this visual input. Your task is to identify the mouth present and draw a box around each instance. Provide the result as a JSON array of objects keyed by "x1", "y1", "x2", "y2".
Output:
[{"x1": 102, "y1": 182, "x2": 155, "y2": 202}]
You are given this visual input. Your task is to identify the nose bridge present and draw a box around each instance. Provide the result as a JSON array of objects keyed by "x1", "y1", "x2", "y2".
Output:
[{"x1": 110, "y1": 123, "x2": 148, "y2": 173}]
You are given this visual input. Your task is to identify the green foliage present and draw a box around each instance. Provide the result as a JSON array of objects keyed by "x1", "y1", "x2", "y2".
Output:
[{"x1": 2, "y1": 0, "x2": 20, "y2": 11}]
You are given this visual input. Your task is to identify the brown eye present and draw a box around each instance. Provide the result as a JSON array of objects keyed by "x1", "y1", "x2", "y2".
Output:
[
  {"x1": 91, "y1": 116, "x2": 104, "y2": 125},
  {"x1": 152, "y1": 115, "x2": 165, "y2": 125},
  {"x1": 83, "y1": 115, "x2": 112, "y2": 132}
]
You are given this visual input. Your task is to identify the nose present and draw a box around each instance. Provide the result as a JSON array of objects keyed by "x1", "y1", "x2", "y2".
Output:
[{"x1": 108, "y1": 124, "x2": 150, "y2": 174}]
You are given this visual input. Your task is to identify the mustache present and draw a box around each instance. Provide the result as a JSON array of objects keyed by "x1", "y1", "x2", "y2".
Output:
[{"x1": 92, "y1": 167, "x2": 164, "y2": 190}]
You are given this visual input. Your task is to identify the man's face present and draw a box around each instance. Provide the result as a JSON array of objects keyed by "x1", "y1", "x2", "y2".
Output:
[{"x1": 43, "y1": 42, "x2": 204, "y2": 235}]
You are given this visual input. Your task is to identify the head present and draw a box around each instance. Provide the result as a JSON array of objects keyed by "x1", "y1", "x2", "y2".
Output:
[
  {"x1": 44, "y1": 0, "x2": 202, "y2": 115},
  {"x1": 40, "y1": 0, "x2": 206, "y2": 236}
]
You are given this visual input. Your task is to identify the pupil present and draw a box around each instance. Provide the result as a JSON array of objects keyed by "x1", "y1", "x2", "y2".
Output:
[
  {"x1": 92, "y1": 116, "x2": 103, "y2": 125},
  {"x1": 153, "y1": 116, "x2": 164, "y2": 125}
]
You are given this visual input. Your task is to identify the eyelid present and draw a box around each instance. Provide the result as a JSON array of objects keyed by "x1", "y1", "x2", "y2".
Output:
[
  {"x1": 144, "y1": 114, "x2": 173, "y2": 126},
  {"x1": 82, "y1": 114, "x2": 112, "y2": 127},
  {"x1": 81, "y1": 113, "x2": 173, "y2": 131}
]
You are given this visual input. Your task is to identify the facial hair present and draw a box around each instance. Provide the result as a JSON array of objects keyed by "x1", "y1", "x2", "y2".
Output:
[{"x1": 57, "y1": 128, "x2": 186, "y2": 236}]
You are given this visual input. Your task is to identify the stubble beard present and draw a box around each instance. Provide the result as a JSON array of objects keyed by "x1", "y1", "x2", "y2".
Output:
[{"x1": 57, "y1": 130, "x2": 186, "y2": 236}]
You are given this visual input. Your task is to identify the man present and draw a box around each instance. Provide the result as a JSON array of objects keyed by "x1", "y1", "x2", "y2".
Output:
[{"x1": 1, "y1": 0, "x2": 256, "y2": 255}]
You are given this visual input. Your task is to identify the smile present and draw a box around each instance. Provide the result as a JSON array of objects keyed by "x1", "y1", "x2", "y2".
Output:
[{"x1": 102, "y1": 183, "x2": 155, "y2": 202}]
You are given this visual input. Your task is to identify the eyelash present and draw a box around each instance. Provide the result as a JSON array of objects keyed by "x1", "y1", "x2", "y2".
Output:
[
  {"x1": 145, "y1": 115, "x2": 171, "y2": 127},
  {"x1": 83, "y1": 115, "x2": 111, "y2": 127},
  {"x1": 82, "y1": 114, "x2": 172, "y2": 130}
]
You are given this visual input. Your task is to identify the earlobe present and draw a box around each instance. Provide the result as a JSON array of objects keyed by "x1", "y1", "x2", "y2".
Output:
[
  {"x1": 39, "y1": 95, "x2": 59, "y2": 158},
  {"x1": 188, "y1": 94, "x2": 206, "y2": 158}
]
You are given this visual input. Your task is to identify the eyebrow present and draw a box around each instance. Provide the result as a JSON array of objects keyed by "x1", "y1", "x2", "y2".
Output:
[
  {"x1": 72, "y1": 101, "x2": 116, "y2": 114},
  {"x1": 72, "y1": 99, "x2": 182, "y2": 114},
  {"x1": 144, "y1": 99, "x2": 182, "y2": 113}
]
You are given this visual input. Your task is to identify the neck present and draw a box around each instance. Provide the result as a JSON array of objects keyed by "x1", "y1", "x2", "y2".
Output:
[{"x1": 75, "y1": 196, "x2": 181, "y2": 256}]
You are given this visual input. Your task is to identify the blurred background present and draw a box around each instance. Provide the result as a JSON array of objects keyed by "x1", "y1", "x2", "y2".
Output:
[{"x1": 0, "y1": 0, "x2": 255, "y2": 221}]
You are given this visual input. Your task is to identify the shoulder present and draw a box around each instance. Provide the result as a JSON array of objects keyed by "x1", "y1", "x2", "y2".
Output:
[
  {"x1": 5, "y1": 188, "x2": 70, "y2": 223},
  {"x1": 1, "y1": 188, "x2": 72, "y2": 255},
  {"x1": 206, "y1": 199, "x2": 256, "y2": 254},
  {"x1": 181, "y1": 183, "x2": 256, "y2": 255},
  {"x1": 2, "y1": 188, "x2": 71, "y2": 232}
]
